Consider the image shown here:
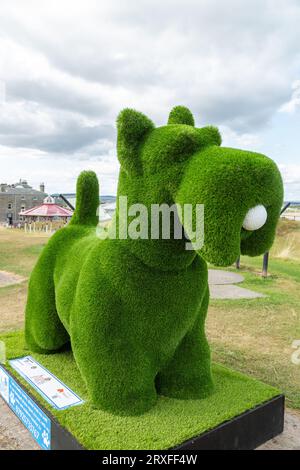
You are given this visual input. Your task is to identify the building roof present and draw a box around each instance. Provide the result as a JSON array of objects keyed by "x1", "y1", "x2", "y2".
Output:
[
  {"x1": 0, "y1": 179, "x2": 46, "y2": 196},
  {"x1": 2, "y1": 187, "x2": 45, "y2": 196},
  {"x1": 20, "y1": 196, "x2": 73, "y2": 218}
]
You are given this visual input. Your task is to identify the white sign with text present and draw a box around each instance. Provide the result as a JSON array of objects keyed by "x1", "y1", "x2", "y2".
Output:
[{"x1": 9, "y1": 356, "x2": 83, "y2": 410}]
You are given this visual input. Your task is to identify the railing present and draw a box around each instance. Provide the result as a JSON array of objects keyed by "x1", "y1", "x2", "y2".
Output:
[{"x1": 24, "y1": 221, "x2": 67, "y2": 233}]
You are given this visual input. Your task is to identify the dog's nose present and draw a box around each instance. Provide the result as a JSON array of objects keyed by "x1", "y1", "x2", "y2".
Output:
[{"x1": 242, "y1": 205, "x2": 268, "y2": 231}]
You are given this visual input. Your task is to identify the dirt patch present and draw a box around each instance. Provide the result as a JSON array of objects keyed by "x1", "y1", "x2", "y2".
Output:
[
  {"x1": 0, "y1": 271, "x2": 26, "y2": 288},
  {"x1": 0, "y1": 284, "x2": 28, "y2": 333}
]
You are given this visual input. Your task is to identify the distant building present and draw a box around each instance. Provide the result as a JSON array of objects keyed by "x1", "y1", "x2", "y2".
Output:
[{"x1": 0, "y1": 179, "x2": 47, "y2": 225}]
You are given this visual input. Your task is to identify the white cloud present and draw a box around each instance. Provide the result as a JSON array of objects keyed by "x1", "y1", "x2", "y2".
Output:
[
  {"x1": 0, "y1": 144, "x2": 119, "y2": 195},
  {"x1": 279, "y1": 80, "x2": 300, "y2": 113},
  {"x1": 278, "y1": 164, "x2": 300, "y2": 201},
  {"x1": 220, "y1": 126, "x2": 262, "y2": 150}
]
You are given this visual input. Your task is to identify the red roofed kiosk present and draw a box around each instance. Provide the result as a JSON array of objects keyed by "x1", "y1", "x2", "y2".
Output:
[{"x1": 20, "y1": 196, "x2": 73, "y2": 233}]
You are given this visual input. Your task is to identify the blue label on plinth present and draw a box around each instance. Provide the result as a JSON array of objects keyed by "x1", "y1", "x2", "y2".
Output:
[{"x1": 0, "y1": 365, "x2": 51, "y2": 450}]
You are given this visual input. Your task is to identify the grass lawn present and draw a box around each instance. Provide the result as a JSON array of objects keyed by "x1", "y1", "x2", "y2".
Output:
[
  {"x1": 0, "y1": 220, "x2": 299, "y2": 411},
  {"x1": 0, "y1": 227, "x2": 47, "y2": 332},
  {"x1": 0, "y1": 330, "x2": 280, "y2": 450},
  {"x1": 207, "y1": 219, "x2": 300, "y2": 409}
]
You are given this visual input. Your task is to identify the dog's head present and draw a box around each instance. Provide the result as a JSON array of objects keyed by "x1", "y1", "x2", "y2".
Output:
[{"x1": 117, "y1": 106, "x2": 283, "y2": 266}]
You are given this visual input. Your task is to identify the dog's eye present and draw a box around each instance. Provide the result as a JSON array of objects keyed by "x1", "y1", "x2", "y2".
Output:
[{"x1": 242, "y1": 205, "x2": 267, "y2": 231}]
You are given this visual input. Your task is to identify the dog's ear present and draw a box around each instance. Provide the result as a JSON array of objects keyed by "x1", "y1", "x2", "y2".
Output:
[
  {"x1": 197, "y1": 125, "x2": 222, "y2": 147},
  {"x1": 159, "y1": 126, "x2": 221, "y2": 165},
  {"x1": 117, "y1": 108, "x2": 154, "y2": 174},
  {"x1": 162, "y1": 127, "x2": 199, "y2": 163},
  {"x1": 168, "y1": 106, "x2": 195, "y2": 126}
]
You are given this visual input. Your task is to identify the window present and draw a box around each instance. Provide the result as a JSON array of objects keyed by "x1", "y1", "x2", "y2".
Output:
[
  {"x1": 33, "y1": 197, "x2": 38, "y2": 201},
  {"x1": 8, "y1": 203, "x2": 12, "y2": 209},
  {"x1": 21, "y1": 196, "x2": 25, "y2": 200},
  {"x1": 21, "y1": 205, "x2": 25, "y2": 212}
]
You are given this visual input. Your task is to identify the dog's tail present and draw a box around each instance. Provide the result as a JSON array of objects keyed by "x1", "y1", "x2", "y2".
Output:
[{"x1": 69, "y1": 171, "x2": 99, "y2": 226}]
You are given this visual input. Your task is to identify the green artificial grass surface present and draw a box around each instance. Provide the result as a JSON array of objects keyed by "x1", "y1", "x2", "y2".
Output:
[
  {"x1": 25, "y1": 106, "x2": 283, "y2": 416},
  {"x1": 1, "y1": 330, "x2": 281, "y2": 450}
]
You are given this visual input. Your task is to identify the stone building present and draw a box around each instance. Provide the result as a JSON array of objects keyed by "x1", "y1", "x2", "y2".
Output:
[{"x1": 0, "y1": 179, "x2": 47, "y2": 225}]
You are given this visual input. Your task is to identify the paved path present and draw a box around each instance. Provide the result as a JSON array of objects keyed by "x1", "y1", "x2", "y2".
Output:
[
  {"x1": 0, "y1": 396, "x2": 39, "y2": 450},
  {"x1": 208, "y1": 270, "x2": 245, "y2": 285},
  {"x1": 258, "y1": 410, "x2": 300, "y2": 450},
  {"x1": 208, "y1": 269, "x2": 266, "y2": 300}
]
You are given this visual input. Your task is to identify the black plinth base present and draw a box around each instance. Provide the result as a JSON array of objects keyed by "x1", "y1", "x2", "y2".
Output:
[
  {"x1": 1, "y1": 365, "x2": 284, "y2": 450},
  {"x1": 175, "y1": 394, "x2": 284, "y2": 450}
]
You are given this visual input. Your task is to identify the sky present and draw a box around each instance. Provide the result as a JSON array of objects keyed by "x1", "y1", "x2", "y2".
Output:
[{"x1": 0, "y1": 0, "x2": 300, "y2": 199}]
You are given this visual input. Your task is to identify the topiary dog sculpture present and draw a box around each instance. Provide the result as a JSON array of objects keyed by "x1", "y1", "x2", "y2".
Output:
[{"x1": 25, "y1": 106, "x2": 283, "y2": 415}]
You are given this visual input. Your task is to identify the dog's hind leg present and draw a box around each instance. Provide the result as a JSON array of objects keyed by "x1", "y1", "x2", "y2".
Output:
[{"x1": 25, "y1": 255, "x2": 69, "y2": 354}]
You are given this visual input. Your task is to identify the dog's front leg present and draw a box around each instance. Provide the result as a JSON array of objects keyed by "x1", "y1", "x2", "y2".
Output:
[
  {"x1": 70, "y1": 274, "x2": 158, "y2": 415},
  {"x1": 156, "y1": 286, "x2": 214, "y2": 400}
]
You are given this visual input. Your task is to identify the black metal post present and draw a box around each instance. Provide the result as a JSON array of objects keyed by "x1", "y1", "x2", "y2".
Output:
[
  {"x1": 261, "y1": 202, "x2": 291, "y2": 277},
  {"x1": 59, "y1": 194, "x2": 75, "y2": 211},
  {"x1": 262, "y1": 252, "x2": 269, "y2": 278},
  {"x1": 280, "y1": 202, "x2": 291, "y2": 215}
]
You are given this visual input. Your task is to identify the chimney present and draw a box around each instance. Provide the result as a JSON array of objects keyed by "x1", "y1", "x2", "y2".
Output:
[
  {"x1": 0, "y1": 183, "x2": 7, "y2": 192},
  {"x1": 40, "y1": 183, "x2": 45, "y2": 193}
]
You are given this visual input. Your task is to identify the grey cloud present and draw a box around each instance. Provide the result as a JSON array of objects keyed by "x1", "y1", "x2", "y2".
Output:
[
  {"x1": 194, "y1": 90, "x2": 290, "y2": 132},
  {"x1": 0, "y1": 0, "x2": 300, "y2": 157},
  {"x1": 14, "y1": 1, "x2": 300, "y2": 131},
  {"x1": 0, "y1": 119, "x2": 114, "y2": 154},
  {"x1": 8, "y1": 79, "x2": 109, "y2": 118}
]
